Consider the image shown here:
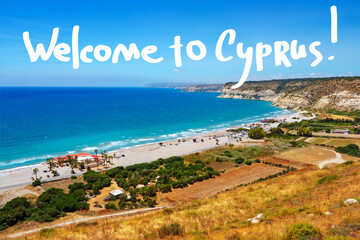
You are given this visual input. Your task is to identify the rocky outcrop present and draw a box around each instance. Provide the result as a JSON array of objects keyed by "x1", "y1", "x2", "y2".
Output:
[
  {"x1": 218, "y1": 77, "x2": 360, "y2": 111},
  {"x1": 181, "y1": 84, "x2": 224, "y2": 92}
]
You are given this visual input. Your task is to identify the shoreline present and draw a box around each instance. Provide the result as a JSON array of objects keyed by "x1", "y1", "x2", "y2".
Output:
[
  {"x1": 0, "y1": 107, "x2": 294, "y2": 173},
  {"x1": 0, "y1": 110, "x2": 314, "y2": 191}
]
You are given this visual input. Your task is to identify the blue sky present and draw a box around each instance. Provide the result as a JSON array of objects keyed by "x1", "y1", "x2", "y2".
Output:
[{"x1": 0, "y1": 0, "x2": 359, "y2": 87}]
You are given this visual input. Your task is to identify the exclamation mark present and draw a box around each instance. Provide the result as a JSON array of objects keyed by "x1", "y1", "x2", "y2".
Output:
[{"x1": 328, "y1": 6, "x2": 337, "y2": 61}]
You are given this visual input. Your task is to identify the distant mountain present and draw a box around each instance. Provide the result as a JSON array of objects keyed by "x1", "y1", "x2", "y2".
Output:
[
  {"x1": 143, "y1": 82, "x2": 202, "y2": 88},
  {"x1": 219, "y1": 77, "x2": 360, "y2": 111},
  {"x1": 181, "y1": 84, "x2": 224, "y2": 92}
]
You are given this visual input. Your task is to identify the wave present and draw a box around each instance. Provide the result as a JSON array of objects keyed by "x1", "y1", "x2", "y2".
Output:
[{"x1": 0, "y1": 108, "x2": 295, "y2": 171}]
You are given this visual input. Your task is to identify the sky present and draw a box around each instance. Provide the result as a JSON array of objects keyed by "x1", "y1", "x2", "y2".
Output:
[{"x1": 0, "y1": 0, "x2": 359, "y2": 87}]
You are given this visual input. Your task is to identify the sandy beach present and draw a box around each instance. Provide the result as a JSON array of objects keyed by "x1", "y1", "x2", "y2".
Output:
[{"x1": 0, "y1": 111, "x2": 314, "y2": 192}]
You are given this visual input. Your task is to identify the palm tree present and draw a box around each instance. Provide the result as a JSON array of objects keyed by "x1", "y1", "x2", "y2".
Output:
[
  {"x1": 94, "y1": 149, "x2": 98, "y2": 156},
  {"x1": 33, "y1": 168, "x2": 39, "y2": 180},
  {"x1": 85, "y1": 158, "x2": 91, "y2": 168},
  {"x1": 67, "y1": 155, "x2": 72, "y2": 165},
  {"x1": 95, "y1": 157, "x2": 100, "y2": 168},
  {"x1": 46, "y1": 158, "x2": 54, "y2": 172},
  {"x1": 70, "y1": 156, "x2": 78, "y2": 173}
]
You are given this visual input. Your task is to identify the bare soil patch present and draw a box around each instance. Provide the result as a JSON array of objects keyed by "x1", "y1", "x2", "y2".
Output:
[
  {"x1": 208, "y1": 161, "x2": 237, "y2": 171},
  {"x1": 41, "y1": 176, "x2": 84, "y2": 193},
  {"x1": 160, "y1": 163, "x2": 283, "y2": 205}
]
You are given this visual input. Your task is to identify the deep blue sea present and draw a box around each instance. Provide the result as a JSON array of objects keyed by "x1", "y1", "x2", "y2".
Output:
[{"x1": 0, "y1": 87, "x2": 293, "y2": 171}]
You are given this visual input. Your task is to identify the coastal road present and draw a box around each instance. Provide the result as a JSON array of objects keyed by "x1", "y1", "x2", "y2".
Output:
[{"x1": 4, "y1": 206, "x2": 166, "y2": 239}]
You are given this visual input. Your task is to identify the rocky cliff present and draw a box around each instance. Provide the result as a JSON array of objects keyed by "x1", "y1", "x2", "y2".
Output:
[
  {"x1": 181, "y1": 84, "x2": 224, "y2": 92},
  {"x1": 218, "y1": 77, "x2": 360, "y2": 111}
]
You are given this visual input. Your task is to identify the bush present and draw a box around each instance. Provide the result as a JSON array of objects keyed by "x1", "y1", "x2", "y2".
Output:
[
  {"x1": 248, "y1": 128, "x2": 265, "y2": 139},
  {"x1": 270, "y1": 127, "x2": 284, "y2": 135},
  {"x1": 104, "y1": 202, "x2": 118, "y2": 210},
  {"x1": 245, "y1": 160, "x2": 252, "y2": 165},
  {"x1": 71, "y1": 175, "x2": 77, "y2": 179},
  {"x1": 336, "y1": 144, "x2": 360, "y2": 157},
  {"x1": 159, "y1": 184, "x2": 172, "y2": 193},
  {"x1": 297, "y1": 125, "x2": 312, "y2": 137},
  {"x1": 286, "y1": 223, "x2": 321, "y2": 240},
  {"x1": 158, "y1": 223, "x2": 184, "y2": 238},
  {"x1": 40, "y1": 228, "x2": 55, "y2": 237},
  {"x1": 32, "y1": 179, "x2": 41, "y2": 187},
  {"x1": 235, "y1": 157, "x2": 245, "y2": 164},
  {"x1": 147, "y1": 199, "x2": 156, "y2": 207},
  {"x1": 317, "y1": 175, "x2": 339, "y2": 184}
]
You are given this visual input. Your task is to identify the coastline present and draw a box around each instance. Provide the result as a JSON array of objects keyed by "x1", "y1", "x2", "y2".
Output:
[{"x1": 0, "y1": 110, "x2": 314, "y2": 191}]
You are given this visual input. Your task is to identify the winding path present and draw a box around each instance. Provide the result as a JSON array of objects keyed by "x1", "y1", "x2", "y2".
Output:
[
  {"x1": 318, "y1": 148, "x2": 345, "y2": 169},
  {"x1": 5, "y1": 207, "x2": 165, "y2": 239}
]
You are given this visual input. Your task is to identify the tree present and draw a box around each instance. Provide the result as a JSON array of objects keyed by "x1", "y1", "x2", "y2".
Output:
[
  {"x1": 33, "y1": 168, "x2": 39, "y2": 180},
  {"x1": 297, "y1": 125, "x2": 312, "y2": 137},
  {"x1": 248, "y1": 128, "x2": 265, "y2": 139},
  {"x1": 46, "y1": 158, "x2": 54, "y2": 172},
  {"x1": 94, "y1": 149, "x2": 98, "y2": 156},
  {"x1": 269, "y1": 127, "x2": 284, "y2": 135},
  {"x1": 95, "y1": 157, "x2": 100, "y2": 167}
]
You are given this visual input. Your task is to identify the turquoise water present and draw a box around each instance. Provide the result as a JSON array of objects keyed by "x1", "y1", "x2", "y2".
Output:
[{"x1": 0, "y1": 87, "x2": 293, "y2": 170}]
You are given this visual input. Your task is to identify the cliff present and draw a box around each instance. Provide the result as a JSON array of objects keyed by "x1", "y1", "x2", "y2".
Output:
[
  {"x1": 218, "y1": 77, "x2": 360, "y2": 111},
  {"x1": 181, "y1": 84, "x2": 224, "y2": 92}
]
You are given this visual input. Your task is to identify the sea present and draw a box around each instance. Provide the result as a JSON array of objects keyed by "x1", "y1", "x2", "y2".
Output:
[{"x1": 0, "y1": 87, "x2": 294, "y2": 171}]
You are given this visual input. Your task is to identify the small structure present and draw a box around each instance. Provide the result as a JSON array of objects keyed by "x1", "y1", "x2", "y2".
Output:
[
  {"x1": 109, "y1": 189, "x2": 125, "y2": 197},
  {"x1": 331, "y1": 129, "x2": 349, "y2": 134}
]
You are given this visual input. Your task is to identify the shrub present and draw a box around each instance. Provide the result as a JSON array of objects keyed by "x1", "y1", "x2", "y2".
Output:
[
  {"x1": 32, "y1": 179, "x2": 41, "y2": 187},
  {"x1": 159, "y1": 184, "x2": 172, "y2": 193},
  {"x1": 158, "y1": 223, "x2": 184, "y2": 237},
  {"x1": 270, "y1": 127, "x2": 284, "y2": 135},
  {"x1": 297, "y1": 125, "x2": 312, "y2": 137},
  {"x1": 40, "y1": 228, "x2": 55, "y2": 237},
  {"x1": 248, "y1": 128, "x2": 265, "y2": 139},
  {"x1": 245, "y1": 160, "x2": 252, "y2": 165},
  {"x1": 235, "y1": 157, "x2": 245, "y2": 164},
  {"x1": 336, "y1": 144, "x2": 360, "y2": 157},
  {"x1": 71, "y1": 175, "x2": 77, "y2": 179},
  {"x1": 147, "y1": 199, "x2": 156, "y2": 207},
  {"x1": 104, "y1": 202, "x2": 118, "y2": 210},
  {"x1": 286, "y1": 223, "x2": 321, "y2": 240},
  {"x1": 317, "y1": 175, "x2": 339, "y2": 184}
]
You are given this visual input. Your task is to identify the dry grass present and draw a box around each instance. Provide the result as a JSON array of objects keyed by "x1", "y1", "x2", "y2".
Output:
[
  {"x1": 309, "y1": 137, "x2": 360, "y2": 148},
  {"x1": 21, "y1": 161, "x2": 360, "y2": 240}
]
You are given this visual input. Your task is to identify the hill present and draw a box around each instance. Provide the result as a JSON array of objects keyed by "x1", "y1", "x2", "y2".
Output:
[{"x1": 220, "y1": 77, "x2": 360, "y2": 111}]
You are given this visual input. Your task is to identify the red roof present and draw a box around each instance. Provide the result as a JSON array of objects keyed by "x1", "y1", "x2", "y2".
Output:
[{"x1": 55, "y1": 153, "x2": 100, "y2": 161}]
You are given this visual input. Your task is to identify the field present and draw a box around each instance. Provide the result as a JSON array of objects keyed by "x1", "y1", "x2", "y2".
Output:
[
  {"x1": 275, "y1": 145, "x2": 358, "y2": 167},
  {"x1": 160, "y1": 163, "x2": 283, "y2": 205},
  {"x1": 18, "y1": 159, "x2": 360, "y2": 240},
  {"x1": 308, "y1": 137, "x2": 360, "y2": 147}
]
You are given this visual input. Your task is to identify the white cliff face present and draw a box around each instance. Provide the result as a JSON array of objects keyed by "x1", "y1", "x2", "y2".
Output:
[{"x1": 218, "y1": 78, "x2": 360, "y2": 111}]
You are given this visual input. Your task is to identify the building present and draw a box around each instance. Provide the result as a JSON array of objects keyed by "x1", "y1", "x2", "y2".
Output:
[
  {"x1": 109, "y1": 189, "x2": 125, "y2": 197},
  {"x1": 331, "y1": 129, "x2": 350, "y2": 134},
  {"x1": 55, "y1": 153, "x2": 101, "y2": 163}
]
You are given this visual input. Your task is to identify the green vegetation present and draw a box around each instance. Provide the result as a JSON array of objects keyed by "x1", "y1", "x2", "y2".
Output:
[
  {"x1": 248, "y1": 128, "x2": 265, "y2": 139},
  {"x1": 336, "y1": 144, "x2": 360, "y2": 157},
  {"x1": 32, "y1": 179, "x2": 41, "y2": 187},
  {"x1": 0, "y1": 186, "x2": 89, "y2": 230},
  {"x1": 158, "y1": 223, "x2": 184, "y2": 237},
  {"x1": 286, "y1": 223, "x2": 321, "y2": 240},
  {"x1": 317, "y1": 175, "x2": 339, "y2": 184},
  {"x1": 269, "y1": 127, "x2": 284, "y2": 135},
  {"x1": 326, "y1": 109, "x2": 360, "y2": 118},
  {"x1": 297, "y1": 122, "x2": 312, "y2": 137}
]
